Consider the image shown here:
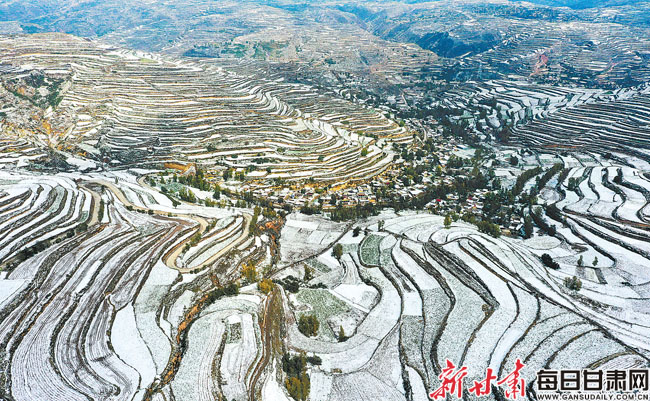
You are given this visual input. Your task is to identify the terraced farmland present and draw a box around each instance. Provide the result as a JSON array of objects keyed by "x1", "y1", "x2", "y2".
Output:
[
  {"x1": 0, "y1": 170, "x2": 263, "y2": 400},
  {"x1": 274, "y1": 212, "x2": 649, "y2": 400},
  {"x1": 4, "y1": 167, "x2": 646, "y2": 401},
  {"x1": 1, "y1": 4, "x2": 650, "y2": 400},
  {"x1": 535, "y1": 160, "x2": 650, "y2": 352},
  {"x1": 511, "y1": 85, "x2": 650, "y2": 161},
  {"x1": 0, "y1": 33, "x2": 408, "y2": 186}
]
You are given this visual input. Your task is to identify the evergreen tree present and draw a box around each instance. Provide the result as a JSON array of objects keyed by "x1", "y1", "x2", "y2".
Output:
[
  {"x1": 523, "y1": 215, "x2": 534, "y2": 239},
  {"x1": 332, "y1": 243, "x2": 343, "y2": 260},
  {"x1": 298, "y1": 315, "x2": 319, "y2": 337}
]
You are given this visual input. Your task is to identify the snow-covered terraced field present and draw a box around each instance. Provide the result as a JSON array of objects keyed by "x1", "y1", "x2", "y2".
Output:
[
  {"x1": 274, "y1": 212, "x2": 649, "y2": 401},
  {"x1": 0, "y1": 34, "x2": 409, "y2": 187},
  {"x1": 524, "y1": 160, "x2": 650, "y2": 355},
  {"x1": 0, "y1": 170, "x2": 264, "y2": 400},
  {"x1": 1, "y1": 169, "x2": 648, "y2": 401},
  {"x1": 511, "y1": 85, "x2": 650, "y2": 162},
  {"x1": 1, "y1": 28, "x2": 650, "y2": 401}
]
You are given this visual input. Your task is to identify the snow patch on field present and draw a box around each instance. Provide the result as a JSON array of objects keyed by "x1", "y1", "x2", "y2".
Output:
[
  {"x1": 111, "y1": 303, "x2": 157, "y2": 387},
  {"x1": 262, "y1": 366, "x2": 292, "y2": 401},
  {"x1": 0, "y1": 278, "x2": 26, "y2": 309},
  {"x1": 66, "y1": 157, "x2": 96, "y2": 171},
  {"x1": 310, "y1": 369, "x2": 334, "y2": 401},
  {"x1": 523, "y1": 236, "x2": 561, "y2": 250}
]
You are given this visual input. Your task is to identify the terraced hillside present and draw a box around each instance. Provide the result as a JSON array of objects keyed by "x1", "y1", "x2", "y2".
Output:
[
  {"x1": 432, "y1": 78, "x2": 650, "y2": 163},
  {"x1": 272, "y1": 212, "x2": 649, "y2": 400},
  {"x1": 3, "y1": 166, "x2": 646, "y2": 401},
  {"x1": 0, "y1": 170, "x2": 262, "y2": 400},
  {"x1": 511, "y1": 85, "x2": 650, "y2": 161},
  {"x1": 0, "y1": 33, "x2": 408, "y2": 185},
  {"x1": 1, "y1": 8, "x2": 649, "y2": 401},
  {"x1": 534, "y1": 157, "x2": 650, "y2": 351}
]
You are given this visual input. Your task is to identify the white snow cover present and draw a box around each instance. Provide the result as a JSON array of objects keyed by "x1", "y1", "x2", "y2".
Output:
[{"x1": 111, "y1": 303, "x2": 157, "y2": 388}]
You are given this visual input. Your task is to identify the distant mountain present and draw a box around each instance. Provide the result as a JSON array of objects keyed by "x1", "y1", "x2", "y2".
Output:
[{"x1": 510, "y1": 0, "x2": 645, "y2": 9}]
